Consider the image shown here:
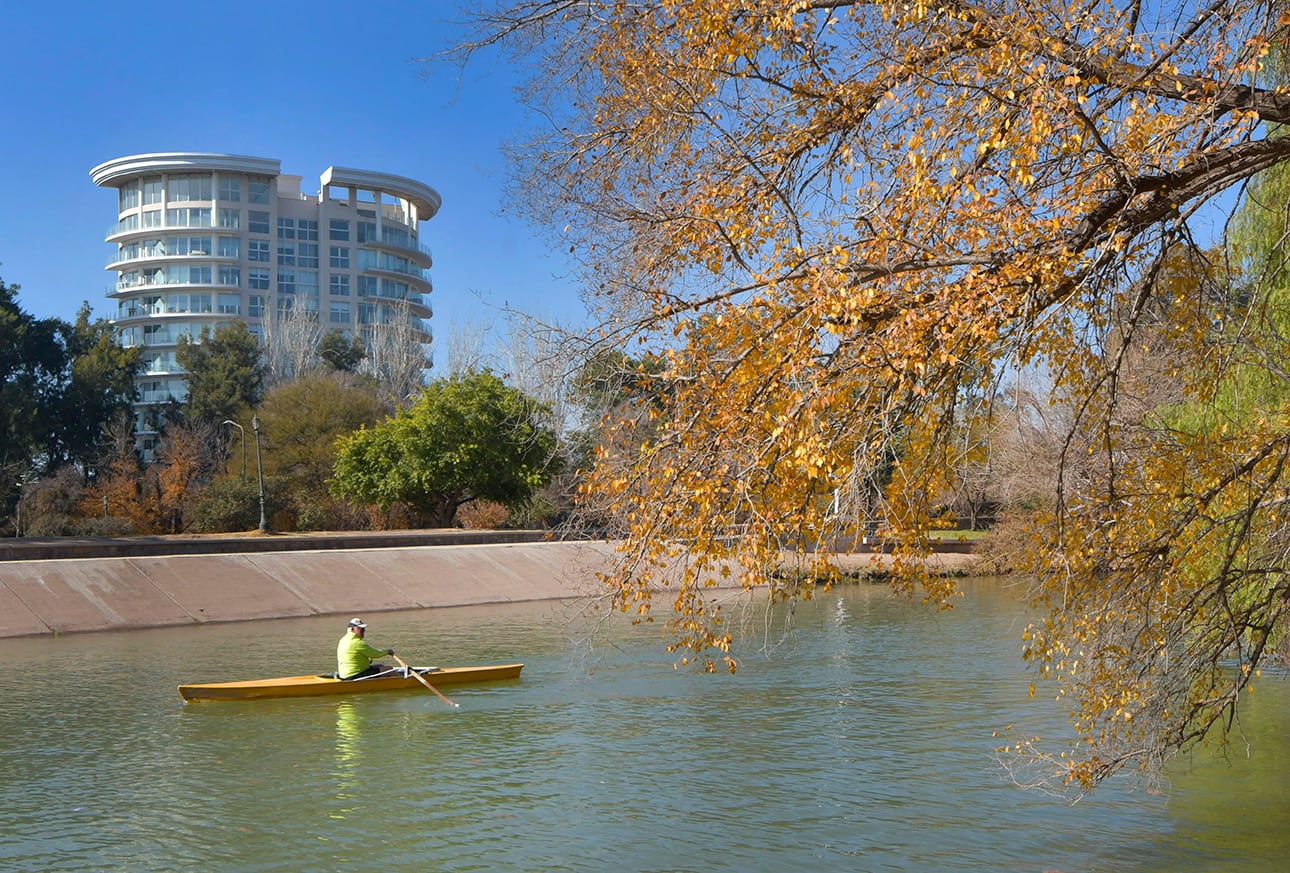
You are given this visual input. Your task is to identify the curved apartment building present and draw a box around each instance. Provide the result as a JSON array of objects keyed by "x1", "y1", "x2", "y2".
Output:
[{"x1": 91, "y1": 152, "x2": 440, "y2": 442}]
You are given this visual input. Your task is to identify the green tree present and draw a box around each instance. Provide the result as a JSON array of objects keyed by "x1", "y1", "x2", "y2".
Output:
[
  {"x1": 317, "y1": 330, "x2": 366, "y2": 373},
  {"x1": 175, "y1": 322, "x2": 265, "y2": 425},
  {"x1": 60, "y1": 304, "x2": 141, "y2": 471},
  {"x1": 331, "y1": 370, "x2": 560, "y2": 527},
  {"x1": 1, "y1": 277, "x2": 66, "y2": 481},
  {"x1": 254, "y1": 374, "x2": 386, "y2": 529},
  {"x1": 259, "y1": 374, "x2": 386, "y2": 486},
  {"x1": 191, "y1": 474, "x2": 286, "y2": 533},
  {"x1": 3, "y1": 283, "x2": 139, "y2": 530}
]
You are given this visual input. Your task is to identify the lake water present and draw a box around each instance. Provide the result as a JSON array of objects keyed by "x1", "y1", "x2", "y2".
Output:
[{"x1": 0, "y1": 579, "x2": 1285, "y2": 872}]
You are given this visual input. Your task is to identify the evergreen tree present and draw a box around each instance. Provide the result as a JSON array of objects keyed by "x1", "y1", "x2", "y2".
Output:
[{"x1": 174, "y1": 321, "x2": 266, "y2": 425}]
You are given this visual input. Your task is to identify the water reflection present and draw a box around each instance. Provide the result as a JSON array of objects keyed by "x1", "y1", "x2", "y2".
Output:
[
  {"x1": 0, "y1": 587, "x2": 1285, "y2": 872},
  {"x1": 332, "y1": 701, "x2": 364, "y2": 818}
]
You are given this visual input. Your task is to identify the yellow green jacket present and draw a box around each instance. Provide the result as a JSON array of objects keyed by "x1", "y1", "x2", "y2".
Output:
[{"x1": 337, "y1": 632, "x2": 389, "y2": 679}]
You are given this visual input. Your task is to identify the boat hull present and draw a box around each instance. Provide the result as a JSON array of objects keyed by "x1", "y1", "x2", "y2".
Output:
[{"x1": 178, "y1": 663, "x2": 523, "y2": 701}]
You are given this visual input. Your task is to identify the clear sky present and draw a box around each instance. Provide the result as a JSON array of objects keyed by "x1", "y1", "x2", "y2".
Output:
[{"x1": 0, "y1": 0, "x2": 584, "y2": 365}]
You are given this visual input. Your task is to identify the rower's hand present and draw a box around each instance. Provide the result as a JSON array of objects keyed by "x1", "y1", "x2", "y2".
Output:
[{"x1": 387, "y1": 648, "x2": 395, "y2": 655}]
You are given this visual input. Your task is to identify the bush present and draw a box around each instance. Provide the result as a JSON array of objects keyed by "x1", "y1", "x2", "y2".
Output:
[
  {"x1": 505, "y1": 490, "x2": 564, "y2": 529},
  {"x1": 24, "y1": 512, "x2": 77, "y2": 537},
  {"x1": 74, "y1": 516, "x2": 137, "y2": 537},
  {"x1": 192, "y1": 476, "x2": 266, "y2": 532},
  {"x1": 457, "y1": 499, "x2": 510, "y2": 530}
]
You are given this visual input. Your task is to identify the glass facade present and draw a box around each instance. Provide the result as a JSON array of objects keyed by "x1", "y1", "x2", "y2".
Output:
[{"x1": 95, "y1": 153, "x2": 439, "y2": 443}]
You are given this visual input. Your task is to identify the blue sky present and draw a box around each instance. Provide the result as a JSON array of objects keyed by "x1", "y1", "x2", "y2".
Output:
[{"x1": 0, "y1": 0, "x2": 584, "y2": 361}]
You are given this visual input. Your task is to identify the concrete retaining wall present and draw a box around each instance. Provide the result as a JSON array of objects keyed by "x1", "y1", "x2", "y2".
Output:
[
  {"x1": 0, "y1": 531, "x2": 981, "y2": 640},
  {"x1": 0, "y1": 540, "x2": 619, "y2": 639}
]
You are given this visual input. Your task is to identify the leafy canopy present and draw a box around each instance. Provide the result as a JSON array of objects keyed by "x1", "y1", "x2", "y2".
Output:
[
  {"x1": 455, "y1": 0, "x2": 1290, "y2": 791},
  {"x1": 2, "y1": 280, "x2": 140, "y2": 486},
  {"x1": 331, "y1": 370, "x2": 560, "y2": 527}
]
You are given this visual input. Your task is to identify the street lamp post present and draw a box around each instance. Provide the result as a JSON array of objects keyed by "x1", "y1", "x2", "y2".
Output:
[
  {"x1": 251, "y1": 414, "x2": 268, "y2": 533},
  {"x1": 221, "y1": 420, "x2": 246, "y2": 480}
]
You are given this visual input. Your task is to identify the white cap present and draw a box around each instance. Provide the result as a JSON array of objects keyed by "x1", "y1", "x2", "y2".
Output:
[{"x1": 347, "y1": 617, "x2": 367, "y2": 629}]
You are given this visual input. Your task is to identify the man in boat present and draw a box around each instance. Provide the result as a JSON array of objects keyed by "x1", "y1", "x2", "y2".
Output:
[{"x1": 337, "y1": 618, "x2": 396, "y2": 680}]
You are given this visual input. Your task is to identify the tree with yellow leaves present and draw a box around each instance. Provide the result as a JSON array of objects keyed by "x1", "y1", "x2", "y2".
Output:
[{"x1": 452, "y1": 0, "x2": 1290, "y2": 792}]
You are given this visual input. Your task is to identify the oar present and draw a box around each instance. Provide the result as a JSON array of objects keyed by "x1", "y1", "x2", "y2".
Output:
[{"x1": 391, "y1": 653, "x2": 460, "y2": 709}]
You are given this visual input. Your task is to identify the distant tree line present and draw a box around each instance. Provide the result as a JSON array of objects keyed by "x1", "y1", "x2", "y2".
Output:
[{"x1": 1, "y1": 276, "x2": 567, "y2": 537}]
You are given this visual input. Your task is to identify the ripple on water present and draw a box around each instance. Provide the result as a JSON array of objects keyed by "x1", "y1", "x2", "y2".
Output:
[{"x1": 0, "y1": 589, "x2": 1287, "y2": 872}]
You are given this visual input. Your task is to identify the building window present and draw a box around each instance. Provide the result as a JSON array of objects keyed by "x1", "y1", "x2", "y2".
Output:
[
  {"x1": 329, "y1": 246, "x2": 350, "y2": 269},
  {"x1": 357, "y1": 276, "x2": 377, "y2": 297},
  {"x1": 277, "y1": 217, "x2": 296, "y2": 239},
  {"x1": 278, "y1": 270, "x2": 296, "y2": 294},
  {"x1": 168, "y1": 292, "x2": 213, "y2": 312},
  {"x1": 218, "y1": 266, "x2": 241, "y2": 287},
  {"x1": 143, "y1": 179, "x2": 164, "y2": 205},
  {"x1": 140, "y1": 381, "x2": 168, "y2": 403},
  {"x1": 357, "y1": 221, "x2": 377, "y2": 243},
  {"x1": 277, "y1": 242, "x2": 296, "y2": 266},
  {"x1": 389, "y1": 227, "x2": 413, "y2": 248},
  {"x1": 297, "y1": 219, "x2": 319, "y2": 241},
  {"x1": 298, "y1": 271, "x2": 319, "y2": 296},
  {"x1": 166, "y1": 207, "x2": 212, "y2": 227},
  {"x1": 248, "y1": 240, "x2": 270, "y2": 262},
  {"x1": 169, "y1": 175, "x2": 213, "y2": 202},
  {"x1": 218, "y1": 208, "x2": 240, "y2": 229},
  {"x1": 248, "y1": 269, "x2": 270, "y2": 290},
  {"x1": 330, "y1": 302, "x2": 351, "y2": 324},
  {"x1": 218, "y1": 293, "x2": 241, "y2": 314},
  {"x1": 164, "y1": 236, "x2": 212, "y2": 255},
  {"x1": 248, "y1": 211, "x2": 270, "y2": 234},
  {"x1": 218, "y1": 237, "x2": 240, "y2": 258},
  {"x1": 248, "y1": 295, "x2": 266, "y2": 318},
  {"x1": 142, "y1": 210, "x2": 162, "y2": 228},
  {"x1": 165, "y1": 265, "x2": 212, "y2": 285},
  {"x1": 330, "y1": 274, "x2": 350, "y2": 296},
  {"x1": 381, "y1": 278, "x2": 411, "y2": 300},
  {"x1": 119, "y1": 183, "x2": 139, "y2": 211},
  {"x1": 329, "y1": 219, "x2": 350, "y2": 241},
  {"x1": 298, "y1": 243, "x2": 319, "y2": 268},
  {"x1": 218, "y1": 178, "x2": 241, "y2": 201},
  {"x1": 248, "y1": 179, "x2": 270, "y2": 204}
]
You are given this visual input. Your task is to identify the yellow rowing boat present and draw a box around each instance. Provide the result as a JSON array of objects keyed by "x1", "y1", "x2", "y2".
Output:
[{"x1": 178, "y1": 663, "x2": 523, "y2": 701}]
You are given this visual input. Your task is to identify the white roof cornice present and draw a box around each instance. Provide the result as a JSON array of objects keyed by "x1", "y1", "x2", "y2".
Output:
[
  {"x1": 322, "y1": 166, "x2": 442, "y2": 218},
  {"x1": 90, "y1": 153, "x2": 282, "y2": 187}
]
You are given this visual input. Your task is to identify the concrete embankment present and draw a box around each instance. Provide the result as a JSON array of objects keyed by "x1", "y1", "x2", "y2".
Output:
[
  {"x1": 0, "y1": 533, "x2": 619, "y2": 639},
  {"x1": 0, "y1": 531, "x2": 982, "y2": 640}
]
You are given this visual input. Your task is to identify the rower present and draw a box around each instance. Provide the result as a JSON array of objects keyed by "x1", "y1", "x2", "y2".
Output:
[{"x1": 337, "y1": 618, "x2": 396, "y2": 680}]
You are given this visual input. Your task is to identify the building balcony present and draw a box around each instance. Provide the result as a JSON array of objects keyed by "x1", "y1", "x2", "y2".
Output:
[
  {"x1": 356, "y1": 230, "x2": 433, "y2": 268},
  {"x1": 106, "y1": 250, "x2": 239, "y2": 271},
  {"x1": 106, "y1": 219, "x2": 216, "y2": 243},
  {"x1": 112, "y1": 277, "x2": 239, "y2": 294},
  {"x1": 363, "y1": 265, "x2": 432, "y2": 291}
]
